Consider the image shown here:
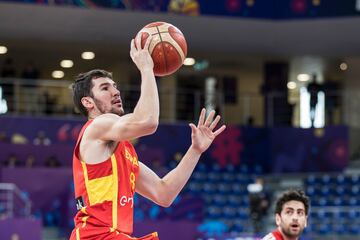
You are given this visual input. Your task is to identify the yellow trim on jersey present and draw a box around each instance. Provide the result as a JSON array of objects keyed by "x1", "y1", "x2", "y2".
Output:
[
  {"x1": 81, "y1": 161, "x2": 115, "y2": 206},
  {"x1": 76, "y1": 227, "x2": 80, "y2": 240},
  {"x1": 87, "y1": 175, "x2": 114, "y2": 204},
  {"x1": 80, "y1": 161, "x2": 90, "y2": 203},
  {"x1": 81, "y1": 216, "x2": 89, "y2": 228},
  {"x1": 111, "y1": 154, "x2": 119, "y2": 230}
]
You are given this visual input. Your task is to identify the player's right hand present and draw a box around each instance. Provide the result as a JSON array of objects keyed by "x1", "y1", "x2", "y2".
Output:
[{"x1": 130, "y1": 35, "x2": 154, "y2": 73}]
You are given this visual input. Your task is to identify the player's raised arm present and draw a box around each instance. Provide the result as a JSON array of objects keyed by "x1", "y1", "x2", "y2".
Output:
[
  {"x1": 80, "y1": 36, "x2": 159, "y2": 142},
  {"x1": 136, "y1": 108, "x2": 226, "y2": 207}
]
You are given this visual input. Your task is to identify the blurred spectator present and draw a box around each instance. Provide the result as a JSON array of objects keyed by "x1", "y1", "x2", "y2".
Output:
[
  {"x1": 21, "y1": 62, "x2": 40, "y2": 113},
  {"x1": 33, "y1": 130, "x2": 51, "y2": 146},
  {"x1": 0, "y1": 131, "x2": 9, "y2": 142},
  {"x1": 11, "y1": 133, "x2": 28, "y2": 144},
  {"x1": 21, "y1": 62, "x2": 40, "y2": 79},
  {"x1": 168, "y1": 0, "x2": 200, "y2": 16},
  {"x1": 3, "y1": 154, "x2": 20, "y2": 168},
  {"x1": 1, "y1": 57, "x2": 16, "y2": 112},
  {"x1": 323, "y1": 79, "x2": 340, "y2": 125},
  {"x1": 246, "y1": 116, "x2": 255, "y2": 126},
  {"x1": 45, "y1": 155, "x2": 61, "y2": 168},
  {"x1": 197, "y1": 220, "x2": 228, "y2": 237},
  {"x1": 25, "y1": 154, "x2": 36, "y2": 168},
  {"x1": 307, "y1": 74, "x2": 322, "y2": 128},
  {"x1": 248, "y1": 177, "x2": 270, "y2": 234},
  {"x1": 41, "y1": 91, "x2": 57, "y2": 115},
  {"x1": 1, "y1": 57, "x2": 16, "y2": 78}
]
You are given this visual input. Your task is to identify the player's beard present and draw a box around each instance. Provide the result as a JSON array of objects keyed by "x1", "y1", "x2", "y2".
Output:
[
  {"x1": 93, "y1": 97, "x2": 124, "y2": 116},
  {"x1": 281, "y1": 225, "x2": 303, "y2": 239}
]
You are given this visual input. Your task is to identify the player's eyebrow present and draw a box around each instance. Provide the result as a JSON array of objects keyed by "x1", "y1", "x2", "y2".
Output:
[{"x1": 98, "y1": 82, "x2": 111, "y2": 88}]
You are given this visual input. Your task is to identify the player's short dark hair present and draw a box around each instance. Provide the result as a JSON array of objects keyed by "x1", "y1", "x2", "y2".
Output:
[
  {"x1": 71, "y1": 69, "x2": 112, "y2": 116},
  {"x1": 275, "y1": 189, "x2": 310, "y2": 215}
]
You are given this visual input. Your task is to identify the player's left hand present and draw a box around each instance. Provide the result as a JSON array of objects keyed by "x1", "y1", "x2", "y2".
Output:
[{"x1": 189, "y1": 108, "x2": 226, "y2": 154}]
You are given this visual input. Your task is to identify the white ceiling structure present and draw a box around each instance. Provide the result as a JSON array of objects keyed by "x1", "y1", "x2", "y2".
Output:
[{"x1": 0, "y1": 2, "x2": 360, "y2": 71}]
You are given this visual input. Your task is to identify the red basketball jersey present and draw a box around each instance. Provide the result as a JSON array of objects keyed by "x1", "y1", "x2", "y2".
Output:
[
  {"x1": 262, "y1": 229, "x2": 284, "y2": 240},
  {"x1": 70, "y1": 120, "x2": 158, "y2": 240}
]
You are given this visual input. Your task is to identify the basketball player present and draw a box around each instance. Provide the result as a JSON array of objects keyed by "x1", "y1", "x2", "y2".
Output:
[
  {"x1": 69, "y1": 36, "x2": 226, "y2": 239},
  {"x1": 262, "y1": 189, "x2": 310, "y2": 240}
]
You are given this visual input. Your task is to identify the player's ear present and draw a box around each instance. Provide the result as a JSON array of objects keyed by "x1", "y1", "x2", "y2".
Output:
[
  {"x1": 81, "y1": 96, "x2": 94, "y2": 109},
  {"x1": 304, "y1": 216, "x2": 308, "y2": 227},
  {"x1": 275, "y1": 213, "x2": 281, "y2": 226}
]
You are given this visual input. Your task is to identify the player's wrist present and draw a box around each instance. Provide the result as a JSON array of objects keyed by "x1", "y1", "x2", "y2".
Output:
[
  {"x1": 140, "y1": 67, "x2": 154, "y2": 75},
  {"x1": 189, "y1": 145, "x2": 203, "y2": 155}
]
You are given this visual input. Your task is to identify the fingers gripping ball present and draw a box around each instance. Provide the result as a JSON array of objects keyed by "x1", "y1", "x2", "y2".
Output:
[{"x1": 136, "y1": 22, "x2": 187, "y2": 77}]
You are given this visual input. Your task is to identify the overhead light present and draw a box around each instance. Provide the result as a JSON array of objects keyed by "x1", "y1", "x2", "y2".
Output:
[
  {"x1": 183, "y1": 57, "x2": 195, "y2": 66},
  {"x1": 340, "y1": 62, "x2": 348, "y2": 71},
  {"x1": 52, "y1": 70, "x2": 64, "y2": 79},
  {"x1": 0, "y1": 46, "x2": 8, "y2": 54},
  {"x1": 287, "y1": 81, "x2": 297, "y2": 90},
  {"x1": 81, "y1": 51, "x2": 95, "y2": 60},
  {"x1": 60, "y1": 60, "x2": 74, "y2": 68},
  {"x1": 297, "y1": 74, "x2": 311, "y2": 82}
]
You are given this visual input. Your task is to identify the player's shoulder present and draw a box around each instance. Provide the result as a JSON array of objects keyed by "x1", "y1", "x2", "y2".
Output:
[{"x1": 261, "y1": 232, "x2": 276, "y2": 240}]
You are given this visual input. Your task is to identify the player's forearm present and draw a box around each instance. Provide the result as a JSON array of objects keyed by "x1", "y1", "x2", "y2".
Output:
[
  {"x1": 159, "y1": 146, "x2": 201, "y2": 207},
  {"x1": 133, "y1": 68, "x2": 159, "y2": 127}
]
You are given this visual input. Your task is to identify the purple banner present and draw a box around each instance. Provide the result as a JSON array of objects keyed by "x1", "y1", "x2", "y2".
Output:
[
  {"x1": 133, "y1": 220, "x2": 200, "y2": 240},
  {"x1": 0, "y1": 116, "x2": 349, "y2": 172},
  {"x1": 0, "y1": 168, "x2": 72, "y2": 211},
  {"x1": 0, "y1": 218, "x2": 42, "y2": 240},
  {"x1": 269, "y1": 127, "x2": 348, "y2": 173}
]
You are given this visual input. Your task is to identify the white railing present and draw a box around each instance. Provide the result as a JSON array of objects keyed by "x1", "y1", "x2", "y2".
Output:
[
  {"x1": 0, "y1": 77, "x2": 357, "y2": 127},
  {"x1": 0, "y1": 183, "x2": 31, "y2": 218}
]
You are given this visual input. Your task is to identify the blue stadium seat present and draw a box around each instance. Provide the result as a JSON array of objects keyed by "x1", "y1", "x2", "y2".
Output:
[
  {"x1": 316, "y1": 223, "x2": 332, "y2": 235},
  {"x1": 321, "y1": 174, "x2": 331, "y2": 185},
  {"x1": 348, "y1": 223, "x2": 360, "y2": 235},
  {"x1": 335, "y1": 174, "x2": 346, "y2": 184},
  {"x1": 217, "y1": 183, "x2": 232, "y2": 194},
  {"x1": 208, "y1": 172, "x2": 222, "y2": 183},
  {"x1": 203, "y1": 182, "x2": 217, "y2": 194},
  {"x1": 350, "y1": 185, "x2": 359, "y2": 196},
  {"x1": 333, "y1": 224, "x2": 346, "y2": 235},
  {"x1": 222, "y1": 206, "x2": 237, "y2": 219},
  {"x1": 350, "y1": 175, "x2": 360, "y2": 184},
  {"x1": 212, "y1": 194, "x2": 227, "y2": 207},
  {"x1": 237, "y1": 208, "x2": 249, "y2": 220},
  {"x1": 193, "y1": 171, "x2": 207, "y2": 183},
  {"x1": 305, "y1": 174, "x2": 319, "y2": 185},
  {"x1": 227, "y1": 195, "x2": 242, "y2": 207},
  {"x1": 221, "y1": 172, "x2": 235, "y2": 183},
  {"x1": 206, "y1": 206, "x2": 222, "y2": 219},
  {"x1": 330, "y1": 196, "x2": 343, "y2": 206},
  {"x1": 188, "y1": 182, "x2": 202, "y2": 194}
]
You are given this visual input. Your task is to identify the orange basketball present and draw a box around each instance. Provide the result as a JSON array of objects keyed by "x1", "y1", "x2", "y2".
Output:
[{"x1": 136, "y1": 22, "x2": 187, "y2": 77}]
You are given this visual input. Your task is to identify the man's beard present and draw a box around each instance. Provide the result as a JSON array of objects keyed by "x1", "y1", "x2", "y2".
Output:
[
  {"x1": 93, "y1": 97, "x2": 124, "y2": 116},
  {"x1": 281, "y1": 225, "x2": 303, "y2": 239}
]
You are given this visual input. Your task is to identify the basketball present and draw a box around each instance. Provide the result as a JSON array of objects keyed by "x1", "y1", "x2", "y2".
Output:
[{"x1": 136, "y1": 22, "x2": 187, "y2": 77}]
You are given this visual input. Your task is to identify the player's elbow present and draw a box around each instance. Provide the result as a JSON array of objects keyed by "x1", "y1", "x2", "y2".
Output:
[
  {"x1": 154, "y1": 181, "x2": 175, "y2": 208},
  {"x1": 143, "y1": 117, "x2": 158, "y2": 134},
  {"x1": 157, "y1": 197, "x2": 173, "y2": 208}
]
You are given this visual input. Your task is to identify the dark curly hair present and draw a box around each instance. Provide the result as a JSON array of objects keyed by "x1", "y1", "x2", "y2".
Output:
[
  {"x1": 275, "y1": 189, "x2": 310, "y2": 215},
  {"x1": 71, "y1": 69, "x2": 113, "y2": 116}
]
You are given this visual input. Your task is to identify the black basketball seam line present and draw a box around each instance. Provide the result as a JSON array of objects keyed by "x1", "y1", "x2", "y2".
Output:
[
  {"x1": 155, "y1": 25, "x2": 168, "y2": 74},
  {"x1": 152, "y1": 30, "x2": 184, "y2": 74}
]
